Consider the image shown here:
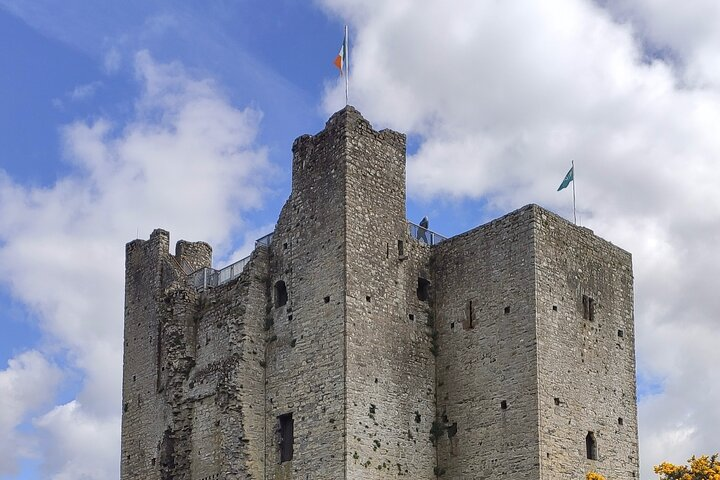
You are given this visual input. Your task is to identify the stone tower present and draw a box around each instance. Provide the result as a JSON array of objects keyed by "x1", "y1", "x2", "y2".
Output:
[{"x1": 121, "y1": 107, "x2": 639, "y2": 479}]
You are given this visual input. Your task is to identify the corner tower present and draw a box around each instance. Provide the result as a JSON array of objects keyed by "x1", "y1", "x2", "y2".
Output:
[{"x1": 265, "y1": 107, "x2": 435, "y2": 479}]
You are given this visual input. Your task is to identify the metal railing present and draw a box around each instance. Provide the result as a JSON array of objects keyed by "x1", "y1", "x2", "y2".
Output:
[
  {"x1": 407, "y1": 221, "x2": 447, "y2": 246},
  {"x1": 189, "y1": 231, "x2": 273, "y2": 290}
]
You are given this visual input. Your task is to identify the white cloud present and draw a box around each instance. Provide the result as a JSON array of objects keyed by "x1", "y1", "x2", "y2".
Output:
[
  {"x1": 34, "y1": 401, "x2": 120, "y2": 480},
  {"x1": 319, "y1": 0, "x2": 720, "y2": 477},
  {"x1": 103, "y1": 47, "x2": 122, "y2": 74},
  {"x1": 0, "y1": 350, "x2": 62, "y2": 475},
  {"x1": 600, "y1": 0, "x2": 720, "y2": 89},
  {"x1": 0, "y1": 50, "x2": 271, "y2": 478},
  {"x1": 70, "y1": 81, "x2": 102, "y2": 101}
]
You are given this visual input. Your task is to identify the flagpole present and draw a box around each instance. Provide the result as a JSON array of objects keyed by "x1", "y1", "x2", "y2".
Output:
[
  {"x1": 344, "y1": 25, "x2": 349, "y2": 105},
  {"x1": 571, "y1": 160, "x2": 577, "y2": 225}
]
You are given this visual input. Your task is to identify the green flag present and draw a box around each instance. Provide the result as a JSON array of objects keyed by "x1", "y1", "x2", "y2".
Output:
[{"x1": 557, "y1": 166, "x2": 574, "y2": 191}]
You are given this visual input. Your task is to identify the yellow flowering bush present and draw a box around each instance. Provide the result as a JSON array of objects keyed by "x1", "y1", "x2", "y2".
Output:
[
  {"x1": 587, "y1": 472, "x2": 607, "y2": 480},
  {"x1": 654, "y1": 454, "x2": 720, "y2": 480}
]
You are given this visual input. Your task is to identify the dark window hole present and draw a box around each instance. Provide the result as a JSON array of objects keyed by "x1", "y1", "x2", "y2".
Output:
[
  {"x1": 274, "y1": 281, "x2": 288, "y2": 308},
  {"x1": 500, "y1": 400, "x2": 508, "y2": 410},
  {"x1": 417, "y1": 277, "x2": 430, "y2": 301},
  {"x1": 324, "y1": 296, "x2": 330, "y2": 303},
  {"x1": 279, "y1": 413, "x2": 294, "y2": 463},
  {"x1": 586, "y1": 431, "x2": 598, "y2": 460},
  {"x1": 582, "y1": 294, "x2": 596, "y2": 321},
  {"x1": 464, "y1": 300, "x2": 474, "y2": 330}
]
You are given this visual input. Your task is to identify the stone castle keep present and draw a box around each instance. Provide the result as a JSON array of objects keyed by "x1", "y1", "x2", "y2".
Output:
[{"x1": 122, "y1": 107, "x2": 639, "y2": 479}]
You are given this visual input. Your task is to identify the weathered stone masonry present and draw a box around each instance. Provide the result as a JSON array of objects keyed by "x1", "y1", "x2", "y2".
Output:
[{"x1": 122, "y1": 107, "x2": 639, "y2": 479}]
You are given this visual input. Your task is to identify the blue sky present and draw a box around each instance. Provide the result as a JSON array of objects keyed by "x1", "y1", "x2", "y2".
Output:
[{"x1": 2, "y1": 1, "x2": 720, "y2": 479}]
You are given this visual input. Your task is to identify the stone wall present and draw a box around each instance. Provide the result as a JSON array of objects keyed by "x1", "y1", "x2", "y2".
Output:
[
  {"x1": 263, "y1": 110, "x2": 350, "y2": 479},
  {"x1": 534, "y1": 208, "x2": 639, "y2": 479},
  {"x1": 343, "y1": 110, "x2": 436, "y2": 479},
  {"x1": 122, "y1": 230, "x2": 268, "y2": 480},
  {"x1": 432, "y1": 206, "x2": 541, "y2": 479},
  {"x1": 122, "y1": 229, "x2": 172, "y2": 480}
]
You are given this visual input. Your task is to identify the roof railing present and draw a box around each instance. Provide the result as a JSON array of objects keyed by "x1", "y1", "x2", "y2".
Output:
[
  {"x1": 407, "y1": 221, "x2": 447, "y2": 246},
  {"x1": 189, "y1": 231, "x2": 273, "y2": 290}
]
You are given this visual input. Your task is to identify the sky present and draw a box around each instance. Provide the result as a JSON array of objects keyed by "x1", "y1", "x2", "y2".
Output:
[{"x1": 0, "y1": 1, "x2": 719, "y2": 479}]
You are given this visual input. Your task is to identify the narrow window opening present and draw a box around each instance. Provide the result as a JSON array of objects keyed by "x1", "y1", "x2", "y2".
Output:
[
  {"x1": 151, "y1": 458, "x2": 156, "y2": 466},
  {"x1": 552, "y1": 305, "x2": 558, "y2": 311},
  {"x1": 504, "y1": 306, "x2": 511, "y2": 314},
  {"x1": 366, "y1": 295, "x2": 371, "y2": 302},
  {"x1": 500, "y1": 400, "x2": 508, "y2": 410},
  {"x1": 554, "y1": 397, "x2": 560, "y2": 406},
  {"x1": 582, "y1": 295, "x2": 596, "y2": 321},
  {"x1": 274, "y1": 281, "x2": 288, "y2": 308},
  {"x1": 417, "y1": 277, "x2": 430, "y2": 301},
  {"x1": 586, "y1": 431, "x2": 598, "y2": 460},
  {"x1": 397, "y1": 240, "x2": 405, "y2": 257},
  {"x1": 123, "y1": 402, "x2": 129, "y2": 413},
  {"x1": 408, "y1": 313, "x2": 415, "y2": 321},
  {"x1": 618, "y1": 417, "x2": 624, "y2": 425},
  {"x1": 324, "y1": 295, "x2": 330, "y2": 304},
  {"x1": 464, "y1": 300, "x2": 474, "y2": 330},
  {"x1": 283, "y1": 242, "x2": 288, "y2": 250},
  {"x1": 278, "y1": 413, "x2": 294, "y2": 463},
  {"x1": 450, "y1": 322, "x2": 455, "y2": 330},
  {"x1": 386, "y1": 243, "x2": 389, "y2": 259},
  {"x1": 618, "y1": 329, "x2": 624, "y2": 338}
]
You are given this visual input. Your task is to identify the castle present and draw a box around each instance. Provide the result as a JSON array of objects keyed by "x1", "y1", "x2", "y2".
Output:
[{"x1": 121, "y1": 107, "x2": 639, "y2": 479}]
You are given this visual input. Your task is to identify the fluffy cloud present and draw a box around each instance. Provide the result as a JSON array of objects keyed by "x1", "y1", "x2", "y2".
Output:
[
  {"x1": 0, "y1": 51, "x2": 270, "y2": 478},
  {"x1": 0, "y1": 351, "x2": 62, "y2": 475},
  {"x1": 319, "y1": 0, "x2": 720, "y2": 477}
]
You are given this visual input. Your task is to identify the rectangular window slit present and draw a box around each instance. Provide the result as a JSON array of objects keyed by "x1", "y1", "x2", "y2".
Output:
[
  {"x1": 279, "y1": 413, "x2": 294, "y2": 463},
  {"x1": 582, "y1": 294, "x2": 596, "y2": 321},
  {"x1": 464, "y1": 300, "x2": 474, "y2": 330},
  {"x1": 417, "y1": 277, "x2": 430, "y2": 301}
]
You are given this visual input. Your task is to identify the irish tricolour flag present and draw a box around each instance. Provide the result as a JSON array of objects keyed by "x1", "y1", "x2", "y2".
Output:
[{"x1": 334, "y1": 35, "x2": 346, "y2": 75}]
